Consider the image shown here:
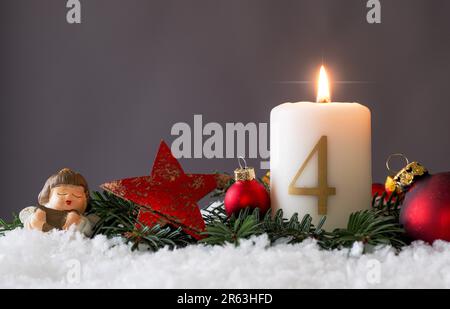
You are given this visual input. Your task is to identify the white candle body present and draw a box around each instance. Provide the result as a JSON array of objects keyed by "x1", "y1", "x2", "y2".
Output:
[{"x1": 270, "y1": 102, "x2": 372, "y2": 230}]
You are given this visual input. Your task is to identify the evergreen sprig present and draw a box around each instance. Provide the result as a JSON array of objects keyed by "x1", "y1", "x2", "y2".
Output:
[
  {"x1": 202, "y1": 198, "x2": 406, "y2": 251},
  {"x1": 201, "y1": 207, "x2": 262, "y2": 245},
  {"x1": 263, "y1": 210, "x2": 326, "y2": 245},
  {"x1": 0, "y1": 214, "x2": 23, "y2": 236},
  {"x1": 88, "y1": 191, "x2": 195, "y2": 251},
  {"x1": 202, "y1": 207, "x2": 325, "y2": 246},
  {"x1": 372, "y1": 191, "x2": 402, "y2": 220},
  {"x1": 321, "y1": 210, "x2": 406, "y2": 250}
]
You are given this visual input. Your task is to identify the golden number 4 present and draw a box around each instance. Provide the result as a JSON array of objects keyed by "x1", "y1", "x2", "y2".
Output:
[{"x1": 288, "y1": 136, "x2": 336, "y2": 215}]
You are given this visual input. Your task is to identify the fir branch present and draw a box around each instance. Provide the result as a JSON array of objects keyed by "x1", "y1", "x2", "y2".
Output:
[
  {"x1": 262, "y1": 209, "x2": 325, "y2": 244},
  {"x1": 202, "y1": 202, "x2": 407, "y2": 251},
  {"x1": 88, "y1": 191, "x2": 196, "y2": 251},
  {"x1": 88, "y1": 191, "x2": 140, "y2": 238},
  {"x1": 124, "y1": 224, "x2": 193, "y2": 251},
  {"x1": 321, "y1": 209, "x2": 406, "y2": 250},
  {"x1": 372, "y1": 191, "x2": 402, "y2": 220},
  {"x1": 0, "y1": 214, "x2": 23, "y2": 236},
  {"x1": 202, "y1": 206, "x2": 324, "y2": 246},
  {"x1": 202, "y1": 208, "x2": 262, "y2": 245}
]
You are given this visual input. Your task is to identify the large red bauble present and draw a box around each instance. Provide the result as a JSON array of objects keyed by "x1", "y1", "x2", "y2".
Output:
[
  {"x1": 400, "y1": 172, "x2": 450, "y2": 243},
  {"x1": 224, "y1": 179, "x2": 270, "y2": 217}
]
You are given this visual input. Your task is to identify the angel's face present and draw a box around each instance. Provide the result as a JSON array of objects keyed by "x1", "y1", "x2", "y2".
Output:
[{"x1": 45, "y1": 185, "x2": 87, "y2": 213}]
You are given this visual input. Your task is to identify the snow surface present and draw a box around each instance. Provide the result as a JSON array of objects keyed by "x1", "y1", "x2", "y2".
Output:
[{"x1": 0, "y1": 228, "x2": 449, "y2": 288}]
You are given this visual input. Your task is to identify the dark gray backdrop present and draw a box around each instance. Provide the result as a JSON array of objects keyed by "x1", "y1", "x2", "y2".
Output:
[{"x1": 1, "y1": 0, "x2": 449, "y2": 218}]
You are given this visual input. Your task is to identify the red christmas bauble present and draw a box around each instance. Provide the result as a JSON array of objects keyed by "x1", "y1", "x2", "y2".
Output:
[
  {"x1": 372, "y1": 183, "x2": 386, "y2": 197},
  {"x1": 372, "y1": 183, "x2": 398, "y2": 202},
  {"x1": 400, "y1": 172, "x2": 450, "y2": 243},
  {"x1": 225, "y1": 179, "x2": 270, "y2": 217}
]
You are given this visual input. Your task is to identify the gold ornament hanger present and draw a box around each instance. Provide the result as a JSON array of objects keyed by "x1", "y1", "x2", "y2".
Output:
[{"x1": 385, "y1": 153, "x2": 428, "y2": 193}]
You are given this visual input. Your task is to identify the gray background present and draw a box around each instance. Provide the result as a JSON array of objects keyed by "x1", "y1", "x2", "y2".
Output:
[{"x1": 1, "y1": 0, "x2": 449, "y2": 218}]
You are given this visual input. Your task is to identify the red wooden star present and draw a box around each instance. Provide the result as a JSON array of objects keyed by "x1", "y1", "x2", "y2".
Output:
[{"x1": 101, "y1": 140, "x2": 220, "y2": 240}]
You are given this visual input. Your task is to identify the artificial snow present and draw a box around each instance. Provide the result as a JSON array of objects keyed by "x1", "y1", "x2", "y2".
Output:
[{"x1": 0, "y1": 228, "x2": 449, "y2": 288}]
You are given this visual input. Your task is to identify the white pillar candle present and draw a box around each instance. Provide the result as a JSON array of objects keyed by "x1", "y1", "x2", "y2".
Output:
[{"x1": 270, "y1": 66, "x2": 372, "y2": 230}]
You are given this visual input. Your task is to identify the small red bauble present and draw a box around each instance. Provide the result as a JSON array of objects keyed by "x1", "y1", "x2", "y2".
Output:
[
  {"x1": 372, "y1": 183, "x2": 386, "y2": 198},
  {"x1": 372, "y1": 183, "x2": 398, "y2": 203},
  {"x1": 224, "y1": 165, "x2": 270, "y2": 217},
  {"x1": 400, "y1": 172, "x2": 450, "y2": 243}
]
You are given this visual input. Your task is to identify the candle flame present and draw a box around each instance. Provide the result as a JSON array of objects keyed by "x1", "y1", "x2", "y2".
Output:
[{"x1": 317, "y1": 65, "x2": 331, "y2": 103}]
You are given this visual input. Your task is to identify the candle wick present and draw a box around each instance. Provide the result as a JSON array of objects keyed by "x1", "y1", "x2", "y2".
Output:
[{"x1": 317, "y1": 98, "x2": 331, "y2": 104}]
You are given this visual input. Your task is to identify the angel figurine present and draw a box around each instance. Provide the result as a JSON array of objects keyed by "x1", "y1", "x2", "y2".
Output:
[{"x1": 20, "y1": 168, "x2": 94, "y2": 236}]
